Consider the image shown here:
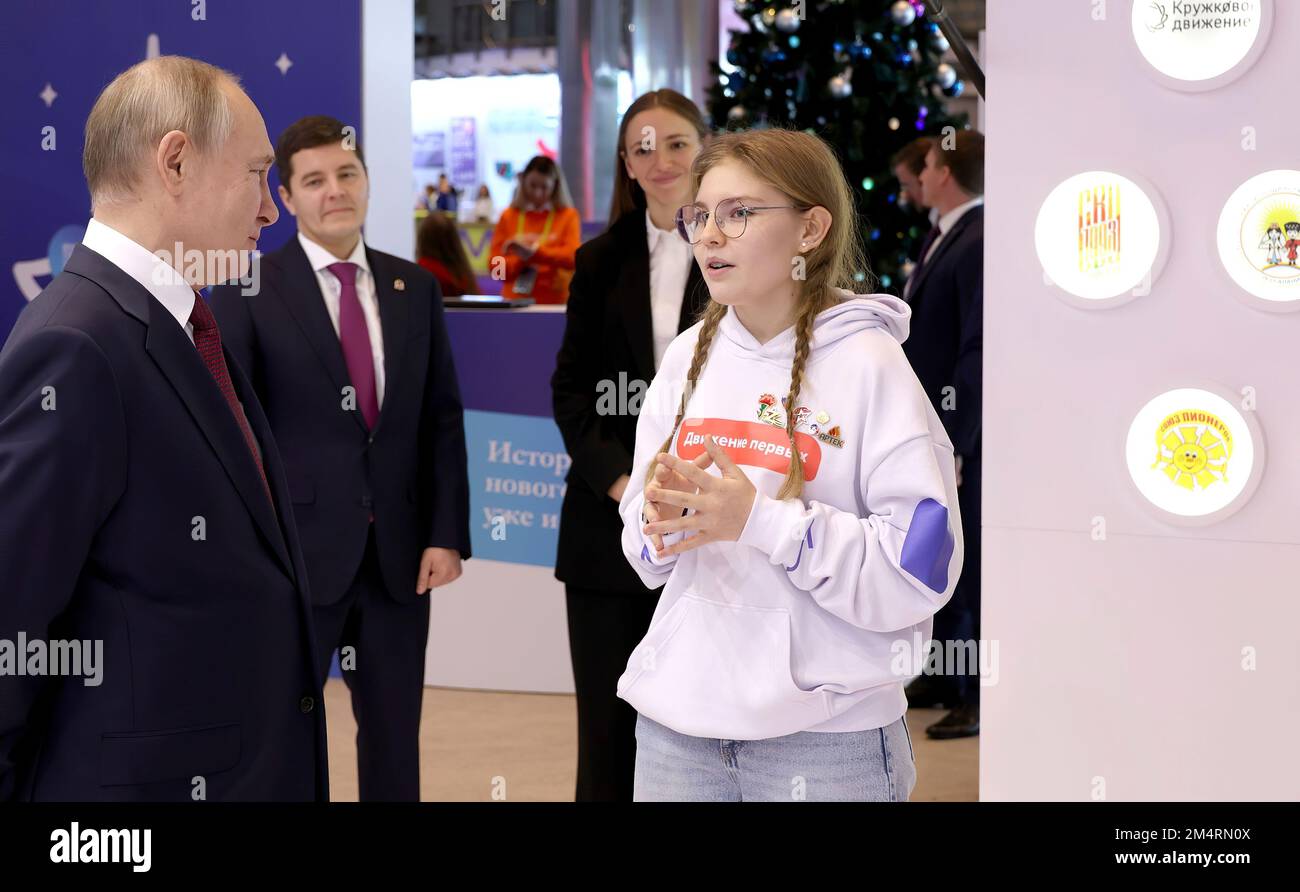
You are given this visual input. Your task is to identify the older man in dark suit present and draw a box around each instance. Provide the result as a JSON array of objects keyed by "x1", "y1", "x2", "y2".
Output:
[{"x1": 0, "y1": 56, "x2": 327, "y2": 800}]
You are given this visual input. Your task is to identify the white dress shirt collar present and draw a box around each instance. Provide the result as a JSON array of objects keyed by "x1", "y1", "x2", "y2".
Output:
[
  {"x1": 645, "y1": 208, "x2": 682, "y2": 252},
  {"x1": 81, "y1": 217, "x2": 197, "y2": 338},
  {"x1": 936, "y1": 196, "x2": 984, "y2": 236},
  {"x1": 645, "y1": 209, "x2": 693, "y2": 371},
  {"x1": 298, "y1": 230, "x2": 370, "y2": 276}
]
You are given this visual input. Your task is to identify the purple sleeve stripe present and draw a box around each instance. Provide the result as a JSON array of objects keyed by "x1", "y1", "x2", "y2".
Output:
[
  {"x1": 784, "y1": 526, "x2": 815, "y2": 572},
  {"x1": 899, "y1": 498, "x2": 954, "y2": 594}
]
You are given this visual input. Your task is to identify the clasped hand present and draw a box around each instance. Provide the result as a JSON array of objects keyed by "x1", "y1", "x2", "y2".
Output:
[{"x1": 642, "y1": 435, "x2": 756, "y2": 558}]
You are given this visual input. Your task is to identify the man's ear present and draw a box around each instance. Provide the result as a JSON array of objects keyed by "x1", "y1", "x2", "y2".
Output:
[
  {"x1": 800, "y1": 205, "x2": 833, "y2": 252},
  {"x1": 277, "y1": 183, "x2": 297, "y2": 217},
  {"x1": 156, "y1": 130, "x2": 189, "y2": 198}
]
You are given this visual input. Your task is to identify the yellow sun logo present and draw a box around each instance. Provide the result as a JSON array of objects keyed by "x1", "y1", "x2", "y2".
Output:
[
  {"x1": 1257, "y1": 199, "x2": 1299, "y2": 237},
  {"x1": 1152, "y1": 411, "x2": 1233, "y2": 491}
]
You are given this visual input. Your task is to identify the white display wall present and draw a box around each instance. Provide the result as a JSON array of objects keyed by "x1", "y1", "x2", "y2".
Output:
[{"x1": 984, "y1": 0, "x2": 1298, "y2": 799}]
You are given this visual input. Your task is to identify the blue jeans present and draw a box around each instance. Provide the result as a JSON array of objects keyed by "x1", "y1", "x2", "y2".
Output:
[{"x1": 633, "y1": 712, "x2": 917, "y2": 802}]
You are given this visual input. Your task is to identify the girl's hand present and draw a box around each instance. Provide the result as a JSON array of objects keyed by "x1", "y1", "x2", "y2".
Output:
[
  {"x1": 643, "y1": 436, "x2": 756, "y2": 557},
  {"x1": 642, "y1": 450, "x2": 713, "y2": 552}
]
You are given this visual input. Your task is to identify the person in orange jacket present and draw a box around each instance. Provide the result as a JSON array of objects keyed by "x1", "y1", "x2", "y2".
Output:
[{"x1": 489, "y1": 156, "x2": 581, "y2": 303}]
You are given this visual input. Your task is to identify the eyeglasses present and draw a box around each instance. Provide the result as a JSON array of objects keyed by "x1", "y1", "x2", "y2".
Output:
[{"x1": 674, "y1": 197, "x2": 809, "y2": 245}]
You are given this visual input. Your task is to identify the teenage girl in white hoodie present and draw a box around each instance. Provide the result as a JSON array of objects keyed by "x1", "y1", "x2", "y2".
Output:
[{"x1": 617, "y1": 128, "x2": 964, "y2": 801}]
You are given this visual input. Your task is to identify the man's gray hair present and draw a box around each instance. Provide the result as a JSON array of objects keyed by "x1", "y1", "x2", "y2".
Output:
[{"x1": 83, "y1": 55, "x2": 240, "y2": 207}]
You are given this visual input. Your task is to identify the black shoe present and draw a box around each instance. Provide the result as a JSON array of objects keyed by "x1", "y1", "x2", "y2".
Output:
[
  {"x1": 925, "y1": 703, "x2": 979, "y2": 739},
  {"x1": 904, "y1": 674, "x2": 954, "y2": 709}
]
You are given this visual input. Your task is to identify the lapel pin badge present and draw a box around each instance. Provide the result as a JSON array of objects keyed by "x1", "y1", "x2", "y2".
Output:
[{"x1": 393, "y1": 278, "x2": 406, "y2": 291}]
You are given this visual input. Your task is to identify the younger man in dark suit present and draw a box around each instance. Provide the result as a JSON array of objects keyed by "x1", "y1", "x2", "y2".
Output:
[{"x1": 210, "y1": 116, "x2": 471, "y2": 800}]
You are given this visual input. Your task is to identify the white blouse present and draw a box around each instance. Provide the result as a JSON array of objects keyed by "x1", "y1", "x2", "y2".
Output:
[{"x1": 645, "y1": 209, "x2": 693, "y2": 371}]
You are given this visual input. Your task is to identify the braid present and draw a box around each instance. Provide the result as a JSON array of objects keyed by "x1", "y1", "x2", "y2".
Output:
[
  {"x1": 777, "y1": 301, "x2": 820, "y2": 499},
  {"x1": 643, "y1": 301, "x2": 727, "y2": 487}
]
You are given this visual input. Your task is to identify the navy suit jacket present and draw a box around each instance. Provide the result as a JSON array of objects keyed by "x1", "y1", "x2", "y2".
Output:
[
  {"x1": 901, "y1": 204, "x2": 983, "y2": 459},
  {"x1": 0, "y1": 246, "x2": 328, "y2": 801},
  {"x1": 208, "y1": 236, "x2": 470, "y2": 607}
]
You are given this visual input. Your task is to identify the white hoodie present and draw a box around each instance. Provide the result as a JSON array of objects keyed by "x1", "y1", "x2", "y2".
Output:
[{"x1": 617, "y1": 292, "x2": 963, "y2": 740}]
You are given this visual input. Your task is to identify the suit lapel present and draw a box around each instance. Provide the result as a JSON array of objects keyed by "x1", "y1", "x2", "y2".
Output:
[
  {"x1": 906, "y1": 205, "x2": 982, "y2": 302},
  {"x1": 273, "y1": 238, "x2": 369, "y2": 435},
  {"x1": 618, "y1": 215, "x2": 656, "y2": 383},
  {"x1": 227, "y1": 353, "x2": 299, "y2": 584},
  {"x1": 367, "y1": 248, "x2": 408, "y2": 437},
  {"x1": 66, "y1": 245, "x2": 295, "y2": 582},
  {"x1": 143, "y1": 296, "x2": 296, "y2": 581}
]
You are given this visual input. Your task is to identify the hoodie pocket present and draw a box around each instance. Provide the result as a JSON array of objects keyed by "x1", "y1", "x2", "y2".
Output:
[{"x1": 618, "y1": 593, "x2": 831, "y2": 739}]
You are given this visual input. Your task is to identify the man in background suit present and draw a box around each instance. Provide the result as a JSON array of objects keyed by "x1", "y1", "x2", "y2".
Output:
[
  {"x1": 900, "y1": 130, "x2": 985, "y2": 740},
  {"x1": 210, "y1": 116, "x2": 471, "y2": 801},
  {"x1": 0, "y1": 56, "x2": 327, "y2": 800}
]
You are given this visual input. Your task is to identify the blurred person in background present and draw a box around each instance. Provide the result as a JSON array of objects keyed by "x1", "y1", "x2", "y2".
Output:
[
  {"x1": 468, "y1": 184, "x2": 495, "y2": 224},
  {"x1": 416, "y1": 211, "x2": 477, "y2": 298},
  {"x1": 489, "y1": 156, "x2": 580, "y2": 303},
  {"x1": 434, "y1": 172, "x2": 458, "y2": 214},
  {"x1": 899, "y1": 130, "x2": 984, "y2": 741}
]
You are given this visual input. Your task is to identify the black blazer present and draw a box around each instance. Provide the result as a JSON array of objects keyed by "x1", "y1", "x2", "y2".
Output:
[
  {"x1": 551, "y1": 210, "x2": 709, "y2": 593},
  {"x1": 209, "y1": 236, "x2": 471, "y2": 607},
  {"x1": 0, "y1": 246, "x2": 327, "y2": 801},
  {"x1": 900, "y1": 204, "x2": 983, "y2": 459}
]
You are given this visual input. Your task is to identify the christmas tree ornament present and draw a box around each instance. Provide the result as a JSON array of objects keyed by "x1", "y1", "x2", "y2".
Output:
[
  {"x1": 936, "y1": 62, "x2": 957, "y2": 88},
  {"x1": 776, "y1": 8, "x2": 802, "y2": 33},
  {"x1": 829, "y1": 72, "x2": 853, "y2": 98},
  {"x1": 890, "y1": 1, "x2": 917, "y2": 26}
]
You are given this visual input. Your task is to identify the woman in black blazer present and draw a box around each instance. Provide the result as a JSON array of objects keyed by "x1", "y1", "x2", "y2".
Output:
[{"x1": 551, "y1": 89, "x2": 710, "y2": 801}]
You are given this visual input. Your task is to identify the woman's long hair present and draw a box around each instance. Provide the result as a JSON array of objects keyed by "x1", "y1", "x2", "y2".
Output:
[
  {"x1": 415, "y1": 212, "x2": 476, "y2": 294},
  {"x1": 646, "y1": 128, "x2": 872, "y2": 500}
]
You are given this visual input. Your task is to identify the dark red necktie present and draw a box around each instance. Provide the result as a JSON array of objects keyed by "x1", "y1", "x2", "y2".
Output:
[
  {"x1": 327, "y1": 262, "x2": 380, "y2": 430},
  {"x1": 188, "y1": 294, "x2": 274, "y2": 507}
]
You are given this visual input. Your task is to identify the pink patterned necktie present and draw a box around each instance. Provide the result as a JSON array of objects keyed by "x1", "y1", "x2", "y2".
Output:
[{"x1": 327, "y1": 261, "x2": 379, "y2": 429}]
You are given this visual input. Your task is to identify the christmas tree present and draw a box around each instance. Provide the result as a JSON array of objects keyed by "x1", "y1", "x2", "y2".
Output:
[{"x1": 709, "y1": 0, "x2": 970, "y2": 294}]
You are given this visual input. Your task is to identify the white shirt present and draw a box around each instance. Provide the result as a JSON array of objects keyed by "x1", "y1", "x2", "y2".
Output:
[
  {"x1": 297, "y1": 231, "x2": 386, "y2": 407},
  {"x1": 645, "y1": 209, "x2": 693, "y2": 371},
  {"x1": 81, "y1": 218, "x2": 197, "y2": 343}
]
